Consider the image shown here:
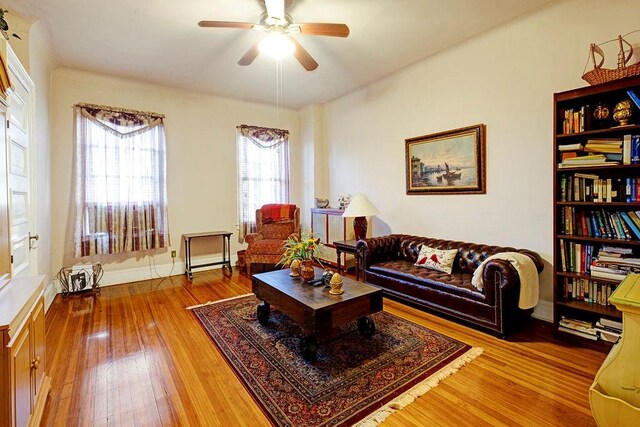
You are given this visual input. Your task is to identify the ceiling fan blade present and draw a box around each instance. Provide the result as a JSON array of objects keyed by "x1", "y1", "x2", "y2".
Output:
[
  {"x1": 198, "y1": 21, "x2": 255, "y2": 29},
  {"x1": 265, "y1": 0, "x2": 285, "y2": 21},
  {"x1": 288, "y1": 37, "x2": 318, "y2": 71},
  {"x1": 238, "y1": 42, "x2": 261, "y2": 66},
  {"x1": 297, "y1": 23, "x2": 350, "y2": 37}
]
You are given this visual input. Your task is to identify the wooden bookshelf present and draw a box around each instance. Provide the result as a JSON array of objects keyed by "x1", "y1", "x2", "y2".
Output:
[{"x1": 553, "y1": 75, "x2": 640, "y2": 350}]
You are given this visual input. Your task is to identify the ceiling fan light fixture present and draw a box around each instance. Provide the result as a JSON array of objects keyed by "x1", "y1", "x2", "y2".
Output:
[{"x1": 259, "y1": 33, "x2": 295, "y2": 58}]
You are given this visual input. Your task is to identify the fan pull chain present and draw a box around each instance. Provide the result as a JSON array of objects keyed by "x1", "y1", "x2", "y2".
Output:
[{"x1": 275, "y1": 57, "x2": 283, "y2": 123}]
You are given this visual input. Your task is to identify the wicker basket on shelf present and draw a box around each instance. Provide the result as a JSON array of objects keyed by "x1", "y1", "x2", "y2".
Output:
[{"x1": 582, "y1": 32, "x2": 640, "y2": 85}]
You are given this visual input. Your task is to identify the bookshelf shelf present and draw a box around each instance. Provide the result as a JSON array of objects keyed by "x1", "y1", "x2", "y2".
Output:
[
  {"x1": 556, "y1": 271, "x2": 621, "y2": 285},
  {"x1": 556, "y1": 164, "x2": 640, "y2": 172},
  {"x1": 557, "y1": 201, "x2": 640, "y2": 207},
  {"x1": 557, "y1": 300, "x2": 621, "y2": 318},
  {"x1": 553, "y1": 75, "x2": 640, "y2": 350},
  {"x1": 557, "y1": 234, "x2": 640, "y2": 246},
  {"x1": 554, "y1": 329, "x2": 615, "y2": 351},
  {"x1": 556, "y1": 124, "x2": 640, "y2": 139}
]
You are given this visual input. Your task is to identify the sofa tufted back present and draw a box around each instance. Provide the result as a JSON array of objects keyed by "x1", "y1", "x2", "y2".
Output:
[{"x1": 390, "y1": 234, "x2": 543, "y2": 275}]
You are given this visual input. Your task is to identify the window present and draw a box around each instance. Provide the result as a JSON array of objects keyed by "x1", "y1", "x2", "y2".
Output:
[
  {"x1": 73, "y1": 104, "x2": 170, "y2": 256},
  {"x1": 237, "y1": 125, "x2": 290, "y2": 242}
]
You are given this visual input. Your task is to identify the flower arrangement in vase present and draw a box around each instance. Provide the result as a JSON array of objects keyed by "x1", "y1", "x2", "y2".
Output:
[{"x1": 279, "y1": 231, "x2": 323, "y2": 282}]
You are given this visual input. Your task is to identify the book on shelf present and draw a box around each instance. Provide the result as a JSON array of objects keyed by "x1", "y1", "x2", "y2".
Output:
[
  {"x1": 559, "y1": 239, "x2": 567, "y2": 272},
  {"x1": 589, "y1": 267, "x2": 627, "y2": 281},
  {"x1": 594, "y1": 320, "x2": 622, "y2": 342},
  {"x1": 633, "y1": 135, "x2": 640, "y2": 164},
  {"x1": 598, "y1": 254, "x2": 640, "y2": 263},
  {"x1": 586, "y1": 138, "x2": 622, "y2": 145},
  {"x1": 597, "y1": 330, "x2": 620, "y2": 343},
  {"x1": 628, "y1": 89, "x2": 640, "y2": 109},
  {"x1": 601, "y1": 245, "x2": 633, "y2": 254},
  {"x1": 620, "y1": 212, "x2": 640, "y2": 239},
  {"x1": 629, "y1": 211, "x2": 640, "y2": 229},
  {"x1": 559, "y1": 316, "x2": 596, "y2": 331},
  {"x1": 558, "y1": 316, "x2": 598, "y2": 340},
  {"x1": 595, "y1": 256, "x2": 640, "y2": 269},
  {"x1": 600, "y1": 317, "x2": 623, "y2": 330},
  {"x1": 595, "y1": 321, "x2": 622, "y2": 334},
  {"x1": 557, "y1": 153, "x2": 618, "y2": 168},
  {"x1": 623, "y1": 134, "x2": 632, "y2": 165},
  {"x1": 561, "y1": 277, "x2": 614, "y2": 305},
  {"x1": 559, "y1": 208, "x2": 640, "y2": 240},
  {"x1": 558, "y1": 173, "x2": 629, "y2": 202},
  {"x1": 561, "y1": 152, "x2": 578, "y2": 161},
  {"x1": 562, "y1": 154, "x2": 607, "y2": 164},
  {"x1": 557, "y1": 162, "x2": 618, "y2": 169},
  {"x1": 558, "y1": 326, "x2": 599, "y2": 340},
  {"x1": 584, "y1": 146, "x2": 622, "y2": 154},
  {"x1": 561, "y1": 106, "x2": 591, "y2": 134},
  {"x1": 584, "y1": 139, "x2": 622, "y2": 154},
  {"x1": 558, "y1": 143, "x2": 584, "y2": 152}
]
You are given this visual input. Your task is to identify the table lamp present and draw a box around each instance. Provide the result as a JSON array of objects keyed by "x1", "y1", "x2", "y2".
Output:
[{"x1": 341, "y1": 194, "x2": 380, "y2": 241}]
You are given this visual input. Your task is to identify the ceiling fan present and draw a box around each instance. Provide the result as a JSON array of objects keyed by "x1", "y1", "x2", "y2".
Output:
[{"x1": 198, "y1": 0, "x2": 350, "y2": 71}]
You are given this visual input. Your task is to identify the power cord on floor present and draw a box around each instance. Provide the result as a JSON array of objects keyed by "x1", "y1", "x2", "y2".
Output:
[{"x1": 148, "y1": 250, "x2": 176, "y2": 291}]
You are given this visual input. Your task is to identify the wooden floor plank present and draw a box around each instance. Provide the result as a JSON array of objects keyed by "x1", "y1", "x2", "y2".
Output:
[{"x1": 42, "y1": 269, "x2": 604, "y2": 426}]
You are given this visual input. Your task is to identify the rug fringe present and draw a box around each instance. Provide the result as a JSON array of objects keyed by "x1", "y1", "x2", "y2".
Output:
[
  {"x1": 352, "y1": 346, "x2": 484, "y2": 427},
  {"x1": 186, "y1": 293, "x2": 254, "y2": 310}
]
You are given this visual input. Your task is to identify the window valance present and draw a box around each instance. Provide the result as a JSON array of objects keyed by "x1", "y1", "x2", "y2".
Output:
[
  {"x1": 74, "y1": 103, "x2": 165, "y2": 139},
  {"x1": 237, "y1": 124, "x2": 289, "y2": 149}
]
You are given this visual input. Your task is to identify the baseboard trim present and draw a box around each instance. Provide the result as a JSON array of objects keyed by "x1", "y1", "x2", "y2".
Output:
[
  {"x1": 51, "y1": 255, "x2": 237, "y2": 294},
  {"x1": 532, "y1": 300, "x2": 553, "y2": 323},
  {"x1": 44, "y1": 280, "x2": 58, "y2": 312}
]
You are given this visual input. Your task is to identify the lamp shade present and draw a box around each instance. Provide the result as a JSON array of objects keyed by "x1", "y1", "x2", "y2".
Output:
[{"x1": 342, "y1": 194, "x2": 380, "y2": 218}]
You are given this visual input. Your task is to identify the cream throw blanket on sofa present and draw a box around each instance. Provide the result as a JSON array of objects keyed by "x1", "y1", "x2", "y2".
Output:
[{"x1": 471, "y1": 252, "x2": 539, "y2": 309}]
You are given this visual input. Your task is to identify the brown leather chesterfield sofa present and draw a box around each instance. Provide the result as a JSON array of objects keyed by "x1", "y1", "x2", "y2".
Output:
[{"x1": 357, "y1": 235, "x2": 544, "y2": 337}]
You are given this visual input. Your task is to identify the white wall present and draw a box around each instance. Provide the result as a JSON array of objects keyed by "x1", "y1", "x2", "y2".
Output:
[
  {"x1": 299, "y1": 104, "x2": 327, "y2": 230},
  {"x1": 50, "y1": 68, "x2": 300, "y2": 285},
  {"x1": 320, "y1": 0, "x2": 639, "y2": 313}
]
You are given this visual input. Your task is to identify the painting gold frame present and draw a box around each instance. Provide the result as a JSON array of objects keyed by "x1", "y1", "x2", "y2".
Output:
[{"x1": 405, "y1": 124, "x2": 486, "y2": 195}]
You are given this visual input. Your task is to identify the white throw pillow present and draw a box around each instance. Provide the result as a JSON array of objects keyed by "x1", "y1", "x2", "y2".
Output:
[{"x1": 414, "y1": 246, "x2": 458, "y2": 274}]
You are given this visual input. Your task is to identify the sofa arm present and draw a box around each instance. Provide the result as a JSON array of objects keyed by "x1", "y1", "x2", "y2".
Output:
[
  {"x1": 357, "y1": 235, "x2": 401, "y2": 268},
  {"x1": 481, "y1": 259, "x2": 520, "y2": 305},
  {"x1": 519, "y1": 249, "x2": 544, "y2": 274},
  {"x1": 245, "y1": 233, "x2": 263, "y2": 246}
]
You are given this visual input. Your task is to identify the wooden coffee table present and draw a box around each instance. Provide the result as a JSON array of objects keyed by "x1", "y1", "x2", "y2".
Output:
[{"x1": 252, "y1": 267, "x2": 383, "y2": 361}]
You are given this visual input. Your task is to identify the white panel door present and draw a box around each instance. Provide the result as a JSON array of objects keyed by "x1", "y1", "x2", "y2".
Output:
[{"x1": 7, "y1": 46, "x2": 36, "y2": 278}]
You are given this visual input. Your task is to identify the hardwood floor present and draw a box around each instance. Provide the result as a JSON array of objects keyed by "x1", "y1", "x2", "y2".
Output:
[{"x1": 42, "y1": 269, "x2": 605, "y2": 426}]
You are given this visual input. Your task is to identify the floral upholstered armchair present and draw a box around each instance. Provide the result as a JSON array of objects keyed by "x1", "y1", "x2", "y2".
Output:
[{"x1": 245, "y1": 204, "x2": 300, "y2": 275}]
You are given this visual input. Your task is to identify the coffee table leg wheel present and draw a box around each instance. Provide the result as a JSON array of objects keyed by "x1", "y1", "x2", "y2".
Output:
[
  {"x1": 358, "y1": 317, "x2": 376, "y2": 338},
  {"x1": 257, "y1": 302, "x2": 270, "y2": 324},
  {"x1": 300, "y1": 335, "x2": 317, "y2": 362}
]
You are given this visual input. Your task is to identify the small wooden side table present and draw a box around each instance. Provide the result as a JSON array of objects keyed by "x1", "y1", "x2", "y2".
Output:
[
  {"x1": 182, "y1": 231, "x2": 233, "y2": 281},
  {"x1": 334, "y1": 240, "x2": 361, "y2": 281}
]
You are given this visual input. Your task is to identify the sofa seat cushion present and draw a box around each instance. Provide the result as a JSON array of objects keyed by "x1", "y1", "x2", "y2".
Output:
[
  {"x1": 369, "y1": 260, "x2": 487, "y2": 303},
  {"x1": 248, "y1": 239, "x2": 285, "y2": 256}
]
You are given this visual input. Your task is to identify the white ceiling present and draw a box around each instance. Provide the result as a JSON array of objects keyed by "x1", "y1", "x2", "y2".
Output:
[{"x1": 3, "y1": 0, "x2": 555, "y2": 109}]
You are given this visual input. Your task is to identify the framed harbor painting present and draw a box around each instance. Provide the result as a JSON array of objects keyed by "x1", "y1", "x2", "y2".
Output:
[{"x1": 405, "y1": 124, "x2": 486, "y2": 195}]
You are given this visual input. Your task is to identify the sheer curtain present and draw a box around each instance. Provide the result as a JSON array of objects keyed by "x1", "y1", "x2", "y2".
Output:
[
  {"x1": 237, "y1": 125, "x2": 290, "y2": 242},
  {"x1": 73, "y1": 103, "x2": 170, "y2": 257}
]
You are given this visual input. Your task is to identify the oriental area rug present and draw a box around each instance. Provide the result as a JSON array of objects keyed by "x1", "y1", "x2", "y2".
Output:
[{"x1": 190, "y1": 294, "x2": 483, "y2": 426}]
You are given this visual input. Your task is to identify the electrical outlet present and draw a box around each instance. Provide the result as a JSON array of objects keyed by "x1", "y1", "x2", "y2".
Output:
[{"x1": 171, "y1": 250, "x2": 177, "y2": 258}]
